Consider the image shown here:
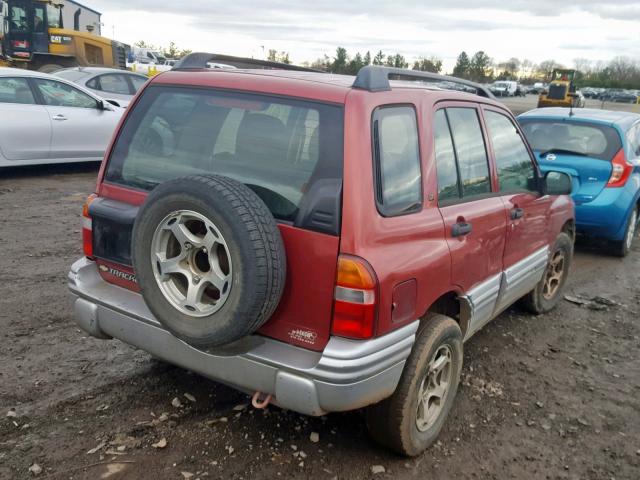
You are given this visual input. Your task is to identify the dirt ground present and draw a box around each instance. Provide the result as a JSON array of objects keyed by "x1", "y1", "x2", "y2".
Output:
[{"x1": 1, "y1": 163, "x2": 639, "y2": 480}]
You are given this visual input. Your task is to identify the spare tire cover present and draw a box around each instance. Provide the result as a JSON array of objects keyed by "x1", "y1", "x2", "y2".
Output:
[{"x1": 132, "y1": 175, "x2": 286, "y2": 348}]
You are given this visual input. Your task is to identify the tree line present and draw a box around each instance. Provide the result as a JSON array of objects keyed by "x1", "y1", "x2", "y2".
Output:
[
  {"x1": 134, "y1": 41, "x2": 640, "y2": 89},
  {"x1": 303, "y1": 47, "x2": 640, "y2": 88}
]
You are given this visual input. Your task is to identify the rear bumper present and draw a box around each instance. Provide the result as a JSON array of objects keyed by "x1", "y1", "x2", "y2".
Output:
[{"x1": 68, "y1": 257, "x2": 418, "y2": 416}]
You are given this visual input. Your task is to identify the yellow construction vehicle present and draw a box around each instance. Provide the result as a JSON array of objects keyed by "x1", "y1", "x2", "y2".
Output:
[
  {"x1": 537, "y1": 69, "x2": 583, "y2": 108},
  {"x1": 0, "y1": 0, "x2": 129, "y2": 72}
]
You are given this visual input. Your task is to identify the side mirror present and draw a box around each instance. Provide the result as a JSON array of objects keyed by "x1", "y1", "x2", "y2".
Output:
[
  {"x1": 97, "y1": 100, "x2": 113, "y2": 111},
  {"x1": 544, "y1": 171, "x2": 572, "y2": 196}
]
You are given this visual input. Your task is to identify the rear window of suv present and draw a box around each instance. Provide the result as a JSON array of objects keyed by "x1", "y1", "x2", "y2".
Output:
[{"x1": 105, "y1": 85, "x2": 344, "y2": 223}]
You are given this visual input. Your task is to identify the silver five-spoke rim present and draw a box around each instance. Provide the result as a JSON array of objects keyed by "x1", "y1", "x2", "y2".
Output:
[
  {"x1": 542, "y1": 250, "x2": 565, "y2": 300},
  {"x1": 416, "y1": 345, "x2": 453, "y2": 432},
  {"x1": 626, "y1": 209, "x2": 637, "y2": 251},
  {"x1": 151, "y1": 210, "x2": 232, "y2": 317}
]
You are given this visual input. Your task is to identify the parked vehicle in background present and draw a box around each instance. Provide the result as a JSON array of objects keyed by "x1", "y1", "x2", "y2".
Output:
[
  {"x1": 519, "y1": 108, "x2": 640, "y2": 256},
  {"x1": 69, "y1": 53, "x2": 574, "y2": 457},
  {"x1": 130, "y1": 47, "x2": 167, "y2": 65},
  {"x1": 609, "y1": 91, "x2": 639, "y2": 104},
  {"x1": 490, "y1": 80, "x2": 518, "y2": 97},
  {"x1": 0, "y1": 0, "x2": 129, "y2": 72},
  {"x1": 0, "y1": 67, "x2": 123, "y2": 167},
  {"x1": 54, "y1": 67, "x2": 148, "y2": 107}
]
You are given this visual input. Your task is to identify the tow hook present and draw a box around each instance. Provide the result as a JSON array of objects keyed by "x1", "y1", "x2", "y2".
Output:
[{"x1": 251, "y1": 391, "x2": 272, "y2": 409}]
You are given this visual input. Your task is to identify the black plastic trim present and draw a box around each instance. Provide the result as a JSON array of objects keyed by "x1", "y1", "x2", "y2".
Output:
[{"x1": 353, "y1": 66, "x2": 496, "y2": 99}]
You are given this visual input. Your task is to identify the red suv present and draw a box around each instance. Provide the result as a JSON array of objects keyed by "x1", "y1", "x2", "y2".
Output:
[{"x1": 69, "y1": 53, "x2": 575, "y2": 456}]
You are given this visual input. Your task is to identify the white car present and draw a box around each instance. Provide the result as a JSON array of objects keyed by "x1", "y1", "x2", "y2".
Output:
[
  {"x1": 0, "y1": 68, "x2": 124, "y2": 168},
  {"x1": 53, "y1": 67, "x2": 149, "y2": 108}
]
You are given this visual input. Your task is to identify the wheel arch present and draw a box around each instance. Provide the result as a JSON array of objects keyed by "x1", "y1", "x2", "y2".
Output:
[{"x1": 419, "y1": 290, "x2": 470, "y2": 339}]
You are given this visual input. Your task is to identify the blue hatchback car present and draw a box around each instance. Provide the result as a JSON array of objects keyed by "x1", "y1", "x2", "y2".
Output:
[{"x1": 518, "y1": 108, "x2": 640, "y2": 256}]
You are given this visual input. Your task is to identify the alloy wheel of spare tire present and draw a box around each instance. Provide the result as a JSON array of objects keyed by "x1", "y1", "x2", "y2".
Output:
[{"x1": 132, "y1": 175, "x2": 286, "y2": 348}]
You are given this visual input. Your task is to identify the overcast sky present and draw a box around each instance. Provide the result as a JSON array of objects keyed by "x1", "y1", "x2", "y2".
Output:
[{"x1": 91, "y1": 0, "x2": 640, "y2": 71}]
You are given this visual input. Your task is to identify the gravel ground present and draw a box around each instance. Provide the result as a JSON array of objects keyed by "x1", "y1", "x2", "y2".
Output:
[{"x1": 1, "y1": 163, "x2": 639, "y2": 480}]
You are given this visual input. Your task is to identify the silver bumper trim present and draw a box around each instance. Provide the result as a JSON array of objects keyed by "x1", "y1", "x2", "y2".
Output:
[{"x1": 68, "y1": 258, "x2": 418, "y2": 416}]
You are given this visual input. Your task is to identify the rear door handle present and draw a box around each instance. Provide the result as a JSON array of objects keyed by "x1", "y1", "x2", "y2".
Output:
[
  {"x1": 452, "y1": 222, "x2": 472, "y2": 237},
  {"x1": 53, "y1": 114, "x2": 67, "y2": 121},
  {"x1": 511, "y1": 208, "x2": 524, "y2": 220}
]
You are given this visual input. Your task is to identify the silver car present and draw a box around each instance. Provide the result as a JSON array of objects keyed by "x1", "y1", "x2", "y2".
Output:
[
  {"x1": 0, "y1": 68, "x2": 124, "y2": 168},
  {"x1": 53, "y1": 67, "x2": 149, "y2": 108}
]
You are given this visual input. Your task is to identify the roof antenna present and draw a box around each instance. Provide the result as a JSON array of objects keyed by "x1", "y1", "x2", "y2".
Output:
[{"x1": 569, "y1": 96, "x2": 575, "y2": 117}]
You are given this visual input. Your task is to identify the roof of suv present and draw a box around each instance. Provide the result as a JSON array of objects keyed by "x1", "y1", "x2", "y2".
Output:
[
  {"x1": 154, "y1": 52, "x2": 498, "y2": 104},
  {"x1": 152, "y1": 68, "x2": 494, "y2": 106}
]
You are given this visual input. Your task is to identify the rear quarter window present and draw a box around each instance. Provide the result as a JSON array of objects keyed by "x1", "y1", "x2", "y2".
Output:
[
  {"x1": 105, "y1": 86, "x2": 344, "y2": 227},
  {"x1": 372, "y1": 105, "x2": 422, "y2": 216}
]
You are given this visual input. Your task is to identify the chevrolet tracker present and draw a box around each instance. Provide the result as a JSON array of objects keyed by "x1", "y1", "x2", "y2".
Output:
[{"x1": 68, "y1": 53, "x2": 575, "y2": 456}]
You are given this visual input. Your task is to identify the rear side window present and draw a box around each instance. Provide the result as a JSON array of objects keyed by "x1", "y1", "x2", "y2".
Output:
[
  {"x1": 372, "y1": 106, "x2": 422, "y2": 216},
  {"x1": 446, "y1": 108, "x2": 491, "y2": 197},
  {"x1": 92, "y1": 74, "x2": 131, "y2": 95},
  {"x1": 627, "y1": 123, "x2": 640, "y2": 157},
  {"x1": 105, "y1": 86, "x2": 344, "y2": 225},
  {"x1": 0, "y1": 77, "x2": 35, "y2": 104},
  {"x1": 129, "y1": 75, "x2": 148, "y2": 92},
  {"x1": 484, "y1": 110, "x2": 537, "y2": 193},
  {"x1": 519, "y1": 119, "x2": 622, "y2": 161}
]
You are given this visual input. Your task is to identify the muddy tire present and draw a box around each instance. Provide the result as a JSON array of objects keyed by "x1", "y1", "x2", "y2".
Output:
[
  {"x1": 611, "y1": 207, "x2": 637, "y2": 258},
  {"x1": 522, "y1": 232, "x2": 573, "y2": 314},
  {"x1": 366, "y1": 314, "x2": 463, "y2": 456},
  {"x1": 132, "y1": 175, "x2": 286, "y2": 348}
]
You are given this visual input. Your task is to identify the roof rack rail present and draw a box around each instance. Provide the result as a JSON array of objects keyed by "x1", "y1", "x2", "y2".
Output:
[
  {"x1": 352, "y1": 66, "x2": 495, "y2": 99},
  {"x1": 172, "y1": 52, "x2": 318, "y2": 72}
]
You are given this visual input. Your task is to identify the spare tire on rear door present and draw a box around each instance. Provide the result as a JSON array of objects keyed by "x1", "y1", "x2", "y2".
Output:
[{"x1": 132, "y1": 175, "x2": 286, "y2": 348}]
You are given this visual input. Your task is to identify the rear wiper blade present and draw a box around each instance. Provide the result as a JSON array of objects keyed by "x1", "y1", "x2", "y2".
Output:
[{"x1": 540, "y1": 148, "x2": 589, "y2": 158}]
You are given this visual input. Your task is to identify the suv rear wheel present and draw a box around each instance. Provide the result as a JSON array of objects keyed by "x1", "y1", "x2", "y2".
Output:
[
  {"x1": 366, "y1": 314, "x2": 463, "y2": 456},
  {"x1": 522, "y1": 232, "x2": 573, "y2": 314}
]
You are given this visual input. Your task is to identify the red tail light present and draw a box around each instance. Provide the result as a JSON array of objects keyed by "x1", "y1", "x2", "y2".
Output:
[
  {"x1": 331, "y1": 255, "x2": 378, "y2": 339},
  {"x1": 11, "y1": 40, "x2": 29, "y2": 49},
  {"x1": 607, "y1": 149, "x2": 632, "y2": 188},
  {"x1": 82, "y1": 194, "x2": 98, "y2": 258}
]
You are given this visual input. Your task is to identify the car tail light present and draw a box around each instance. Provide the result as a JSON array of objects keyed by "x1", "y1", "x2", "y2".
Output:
[
  {"x1": 331, "y1": 255, "x2": 378, "y2": 339},
  {"x1": 607, "y1": 149, "x2": 633, "y2": 188},
  {"x1": 11, "y1": 40, "x2": 29, "y2": 49},
  {"x1": 82, "y1": 194, "x2": 98, "y2": 258}
]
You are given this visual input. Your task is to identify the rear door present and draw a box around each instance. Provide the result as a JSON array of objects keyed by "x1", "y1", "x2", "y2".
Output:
[
  {"x1": 433, "y1": 105, "x2": 507, "y2": 337},
  {"x1": 482, "y1": 107, "x2": 551, "y2": 311},
  {"x1": 31, "y1": 78, "x2": 120, "y2": 160},
  {"x1": 0, "y1": 76, "x2": 51, "y2": 162}
]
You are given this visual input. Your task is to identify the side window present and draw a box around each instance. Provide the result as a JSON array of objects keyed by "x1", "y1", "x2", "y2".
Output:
[
  {"x1": 446, "y1": 108, "x2": 491, "y2": 197},
  {"x1": 33, "y1": 5, "x2": 46, "y2": 33},
  {"x1": 434, "y1": 110, "x2": 460, "y2": 202},
  {"x1": 0, "y1": 77, "x2": 36, "y2": 105},
  {"x1": 86, "y1": 77, "x2": 99, "y2": 90},
  {"x1": 373, "y1": 106, "x2": 422, "y2": 216},
  {"x1": 129, "y1": 75, "x2": 148, "y2": 92},
  {"x1": 33, "y1": 79, "x2": 98, "y2": 109},
  {"x1": 484, "y1": 110, "x2": 537, "y2": 193},
  {"x1": 97, "y1": 74, "x2": 130, "y2": 95},
  {"x1": 628, "y1": 124, "x2": 640, "y2": 157}
]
